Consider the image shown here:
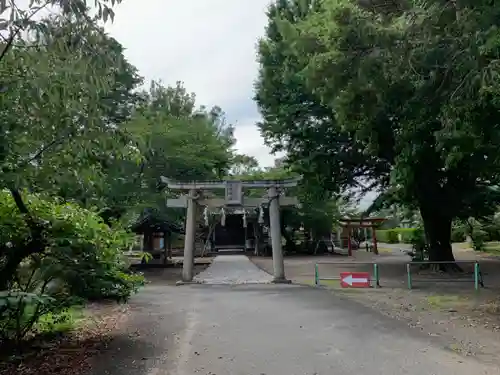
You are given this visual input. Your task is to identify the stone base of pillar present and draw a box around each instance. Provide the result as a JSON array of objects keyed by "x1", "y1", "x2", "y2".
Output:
[{"x1": 272, "y1": 278, "x2": 292, "y2": 284}]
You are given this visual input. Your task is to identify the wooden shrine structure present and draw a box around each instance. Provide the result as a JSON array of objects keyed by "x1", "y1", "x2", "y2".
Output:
[
  {"x1": 130, "y1": 209, "x2": 184, "y2": 264},
  {"x1": 338, "y1": 217, "x2": 385, "y2": 256},
  {"x1": 161, "y1": 176, "x2": 301, "y2": 282}
]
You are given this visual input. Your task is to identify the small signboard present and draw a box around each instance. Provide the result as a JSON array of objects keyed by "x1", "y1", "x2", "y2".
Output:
[{"x1": 340, "y1": 272, "x2": 371, "y2": 288}]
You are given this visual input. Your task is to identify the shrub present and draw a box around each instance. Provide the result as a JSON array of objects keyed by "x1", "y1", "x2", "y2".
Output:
[
  {"x1": 376, "y1": 229, "x2": 399, "y2": 243},
  {"x1": 451, "y1": 225, "x2": 466, "y2": 242},
  {"x1": 397, "y1": 228, "x2": 418, "y2": 244},
  {"x1": 376, "y1": 228, "x2": 418, "y2": 244},
  {"x1": 378, "y1": 224, "x2": 471, "y2": 246},
  {"x1": 0, "y1": 190, "x2": 145, "y2": 345}
]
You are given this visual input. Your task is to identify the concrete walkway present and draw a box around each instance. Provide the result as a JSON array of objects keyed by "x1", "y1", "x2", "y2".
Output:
[
  {"x1": 193, "y1": 254, "x2": 273, "y2": 284},
  {"x1": 90, "y1": 283, "x2": 499, "y2": 375}
]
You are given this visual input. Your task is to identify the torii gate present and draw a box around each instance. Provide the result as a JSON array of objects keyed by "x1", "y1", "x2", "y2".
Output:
[{"x1": 161, "y1": 176, "x2": 301, "y2": 283}]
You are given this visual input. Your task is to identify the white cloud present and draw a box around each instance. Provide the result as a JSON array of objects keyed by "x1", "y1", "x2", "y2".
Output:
[
  {"x1": 105, "y1": 0, "x2": 276, "y2": 165},
  {"x1": 232, "y1": 118, "x2": 285, "y2": 167}
]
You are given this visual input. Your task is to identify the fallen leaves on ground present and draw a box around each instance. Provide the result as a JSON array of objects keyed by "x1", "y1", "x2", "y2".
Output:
[{"x1": 0, "y1": 303, "x2": 131, "y2": 375}]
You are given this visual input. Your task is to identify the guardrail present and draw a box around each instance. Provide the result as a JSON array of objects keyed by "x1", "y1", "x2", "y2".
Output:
[
  {"x1": 314, "y1": 262, "x2": 381, "y2": 288},
  {"x1": 406, "y1": 261, "x2": 484, "y2": 291},
  {"x1": 314, "y1": 260, "x2": 485, "y2": 291}
]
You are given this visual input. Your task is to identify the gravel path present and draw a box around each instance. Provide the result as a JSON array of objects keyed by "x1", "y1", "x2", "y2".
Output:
[{"x1": 193, "y1": 255, "x2": 273, "y2": 284}]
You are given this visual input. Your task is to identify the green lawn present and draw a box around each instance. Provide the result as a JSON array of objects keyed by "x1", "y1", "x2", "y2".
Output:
[{"x1": 482, "y1": 241, "x2": 500, "y2": 255}]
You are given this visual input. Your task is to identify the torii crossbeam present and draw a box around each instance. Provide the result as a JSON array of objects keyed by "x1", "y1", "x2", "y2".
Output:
[{"x1": 161, "y1": 176, "x2": 301, "y2": 283}]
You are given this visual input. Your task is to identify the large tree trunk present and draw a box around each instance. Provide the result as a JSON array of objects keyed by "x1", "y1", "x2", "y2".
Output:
[{"x1": 420, "y1": 205, "x2": 461, "y2": 272}]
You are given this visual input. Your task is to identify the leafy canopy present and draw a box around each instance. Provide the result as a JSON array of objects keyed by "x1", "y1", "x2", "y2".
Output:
[{"x1": 256, "y1": 0, "x2": 500, "y2": 260}]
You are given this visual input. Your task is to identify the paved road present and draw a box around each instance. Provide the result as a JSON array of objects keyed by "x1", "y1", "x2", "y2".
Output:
[{"x1": 90, "y1": 256, "x2": 499, "y2": 375}]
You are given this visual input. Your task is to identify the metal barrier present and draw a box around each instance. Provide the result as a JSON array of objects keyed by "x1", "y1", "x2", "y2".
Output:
[
  {"x1": 314, "y1": 262, "x2": 380, "y2": 288},
  {"x1": 405, "y1": 261, "x2": 484, "y2": 291},
  {"x1": 314, "y1": 261, "x2": 485, "y2": 291}
]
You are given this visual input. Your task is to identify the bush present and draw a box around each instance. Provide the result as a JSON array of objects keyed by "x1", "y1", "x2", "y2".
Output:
[
  {"x1": 451, "y1": 225, "x2": 466, "y2": 242},
  {"x1": 376, "y1": 228, "x2": 417, "y2": 244},
  {"x1": 376, "y1": 229, "x2": 398, "y2": 243},
  {"x1": 378, "y1": 224, "x2": 473, "y2": 246},
  {"x1": 0, "y1": 190, "x2": 145, "y2": 345},
  {"x1": 397, "y1": 228, "x2": 418, "y2": 244}
]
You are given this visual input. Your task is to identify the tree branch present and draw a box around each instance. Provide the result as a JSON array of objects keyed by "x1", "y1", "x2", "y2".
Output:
[{"x1": 0, "y1": 0, "x2": 51, "y2": 63}]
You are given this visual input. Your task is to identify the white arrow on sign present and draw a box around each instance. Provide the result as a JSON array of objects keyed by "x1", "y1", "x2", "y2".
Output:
[{"x1": 343, "y1": 274, "x2": 369, "y2": 286}]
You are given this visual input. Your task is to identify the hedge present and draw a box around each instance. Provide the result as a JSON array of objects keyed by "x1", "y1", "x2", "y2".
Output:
[
  {"x1": 376, "y1": 228, "x2": 417, "y2": 244},
  {"x1": 377, "y1": 227, "x2": 468, "y2": 244}
]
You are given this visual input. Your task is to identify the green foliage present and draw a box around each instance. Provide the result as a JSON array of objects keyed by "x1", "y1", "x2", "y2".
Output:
[
  {"x1": 0, "y1": 0, "x2": 237, "y2": 348},
  {"x1": 376, "y1": 228, "x2": 415, "y2": 244},
  {"x1": 378, "y1": 226, "x2": 470, "y2": 245},
  {"x1": 376, "y1": 229, "x2": 399, "y2": 244},
  {"x1": 0, "y1": 190, "x2": 144, "y2": 344},
  {"x1": 118, "y1": 81, "x2": 236, "y2": 225},
  {"x1": 451, "y1": 225, "x2": 466, "y2": 243},
  {"x1": 256, "y1": 0, "x2": 500, "y2": 261},
  {"x1": 229, "y1": 161, "x2": 357, "y2": 250},
  {"x1": 34, "y1": 307, "x2": 85, "y2": 335},
  {"x1": 0, "y1": 189, "x2": 143, "y2": 295}
]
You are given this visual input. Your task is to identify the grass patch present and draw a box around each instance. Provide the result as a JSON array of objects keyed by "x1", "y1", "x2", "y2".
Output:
[
  {"x1": 482, "y1": 242, "x2": 500, "y2": 256},
  {"x1": 377, "y1": 247, "x2": 394, "y2": 254},
  {"x1": 318, "y1": 279, "x2": 342, "y2": 288},
  {"x1": 426, "y1": 294, "x2": 469, "y2": 309},
  {"x1": 34, "y1": 306, "x2": 86, "y2": 336}
]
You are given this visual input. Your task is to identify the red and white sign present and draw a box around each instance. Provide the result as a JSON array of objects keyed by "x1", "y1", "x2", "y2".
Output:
[{"x1": 340, "y1": 272, "x2": 371, "y2": 288}]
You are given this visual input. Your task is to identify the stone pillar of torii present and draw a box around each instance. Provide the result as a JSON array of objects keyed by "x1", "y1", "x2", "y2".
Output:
[{"x1": 161, "y1": 176, "x2": 301, "y2": 283}]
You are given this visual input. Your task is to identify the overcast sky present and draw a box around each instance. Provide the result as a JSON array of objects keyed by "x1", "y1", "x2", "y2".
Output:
[
  {"x1": 104, "y1": 0, "x2": 376, "y2": 208},
  {"x1": 105, "y1": 0, "x2": 281, "y2": 167}
]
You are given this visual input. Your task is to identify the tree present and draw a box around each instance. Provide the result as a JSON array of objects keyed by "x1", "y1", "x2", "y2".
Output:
[
  {"x1": 256, "y1": 0, "x2": 500, "y2": 267},
  {"x1": 0, "y1": 190, "x2": 142, "y2": 345},
  {"x1": 0, "y1": 1, "x2": 149, "y2": 343},
  {"x1": 255, "y1": 0, "x2": 386, "y2": 197},
  {"x1": 230, "y1": 159, "x2": 356, "y2": 253},
  {"x1": 230, "y1": 154, "x2": 259, "y2": 175},
  {"x1": 9, "y1": 15, "x2": 145, "y2": 222},
  {"x1": 121, "y1": 81, "x2": 236, "y2": 224},
  {"x1": 0, "y1": 14, "x2": 135, "y2": 285}
]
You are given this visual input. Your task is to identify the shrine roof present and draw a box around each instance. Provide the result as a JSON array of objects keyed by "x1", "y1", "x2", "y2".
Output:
[{"x1": 130, "y1": 209, "x2": 184, "y2": 234}]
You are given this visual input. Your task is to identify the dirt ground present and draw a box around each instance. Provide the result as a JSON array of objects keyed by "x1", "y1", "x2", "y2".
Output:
[
  {"x1": 131, "y1": 257, "x2": 212, "y2": 285},
  {"x1": 251, "y1": 250, "x2": 500, "y2": 365},
  {"x1": 0, "y1": 260, "x2": 211, "y2": 375}
]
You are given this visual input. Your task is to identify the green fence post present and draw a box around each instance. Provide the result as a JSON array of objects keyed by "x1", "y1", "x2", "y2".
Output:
[
  {"x1": 314, "y1": 263, "x2": 319, "y2": 286},
  {"x1": 406, "y1": 263, "x2": 412, "y2": 290},
  {"x1": 373, "y1": 263, "x2": 379, "y2": 288},
  {"x1": 479, "y1": 264, "x2": 485, "y2": 287},
  {"x1": 474, "y1": 262, "x2": 479, "y2": 291}
]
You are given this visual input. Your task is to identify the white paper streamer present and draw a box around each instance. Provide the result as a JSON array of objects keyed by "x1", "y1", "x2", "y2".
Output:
[
  {"x1": 221, "y1": 207, "x2": 226, "y2": 227},
  {"x1": 203, "y1": 206, "x2": 209, "y2": 226},
  {"x1": 258, "y1": 205, "x2": 264, "y2": 224}
]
